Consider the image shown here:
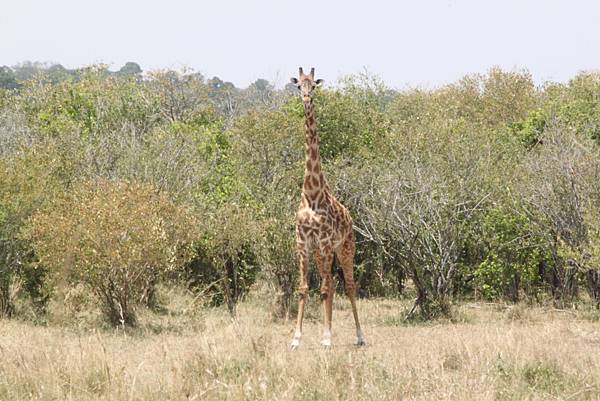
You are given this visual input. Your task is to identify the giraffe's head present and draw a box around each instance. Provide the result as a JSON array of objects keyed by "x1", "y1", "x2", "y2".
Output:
[{"x1": 290, "y1": 67, "x2": 323, "y2": 102}]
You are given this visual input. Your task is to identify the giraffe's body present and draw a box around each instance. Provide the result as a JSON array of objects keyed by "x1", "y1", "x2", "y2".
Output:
[{"x1": 290, "y1": 67, "x2": 365, "y2": 349}]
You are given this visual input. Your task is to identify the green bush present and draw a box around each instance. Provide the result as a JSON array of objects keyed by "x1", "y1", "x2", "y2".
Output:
[
  {"x1": 0, "y1": 144, "x2": 66, "y2": 318},
  {"x1": 474, "y1": 206, "x2": 549, "y2": 301},
  {"x1": 546, "y1": 72, "x2": 600, "y2": 142},
  {"x1": 22, "y1": 179, "x2": 197, "y2": 326},
  {"x1": 188, "y1": 203, "x2": 262, "y2": 315},
  {"x1": 510, "y1": 109, "x2": 546, "y2": 148},
  {"x1": 283, "y1": 87, "x2": 389, "y2": 161}
]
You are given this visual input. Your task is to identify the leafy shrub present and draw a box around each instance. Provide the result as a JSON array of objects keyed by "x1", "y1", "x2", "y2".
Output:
[
  {"x1": 474, "y1": 207, "x2": 549, "y2": 301},
  {"x1": 353, "y1": 157, "x2": 483, "y2": 318},
  {"x1": 283, "y1": 88, "x2": 389, "y2": 161},
  {"x1": 228, "y1": 108, "x2": 302, "y2": 317},
  {"x1": 479, "y1": 67, "x2": 537, "y2": 127},
  {"x1": 388, "y1": 67, "x2": 536, "y2": 135},
  {"x1": 23, "y1": 179, "x2": 197, "y2": 326},
  {"x1": 17, "y1": 66, "x2": 158, "y2": 139},
  {"x1": 510, "y1": 109, "x2": 546, "y2": 148},
  {"x1": 545, "y1": 72, "x2": 600, "y2": 142},
  {"x1": 0, "y1": 143, "x2": 67, "y2": 318},
  {"x1": 188, "y1": 203, "x2": 262, "y2": 315},
  {"x1": 519, "y1": 126, "x2": 600, "y2": 304}
]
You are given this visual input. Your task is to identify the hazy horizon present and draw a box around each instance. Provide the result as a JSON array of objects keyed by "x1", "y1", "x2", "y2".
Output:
[{"x1": 3, "y1": 0, "x2": 600, "y2": 89}]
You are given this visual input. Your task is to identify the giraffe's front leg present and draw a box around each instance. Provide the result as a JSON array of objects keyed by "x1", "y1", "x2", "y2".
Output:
[
  {"x1": 315, "y1": 247, "x2": 334, "y2": 349},
  {"x1": 291, "y1": 241, "x2": 309, "y2": 350}
]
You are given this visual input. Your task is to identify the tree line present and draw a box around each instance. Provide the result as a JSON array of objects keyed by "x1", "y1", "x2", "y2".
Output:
[{"x1": 1, "y1": 63, "x2": 600, "y2": 325}]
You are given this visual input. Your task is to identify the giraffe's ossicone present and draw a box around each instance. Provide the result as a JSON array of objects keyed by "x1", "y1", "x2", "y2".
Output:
[{"x1": 289, "y1": 67, "x2": 365, "y2": 350}]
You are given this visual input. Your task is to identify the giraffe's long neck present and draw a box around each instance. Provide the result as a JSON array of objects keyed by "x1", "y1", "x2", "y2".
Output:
[{"x1": 302, "y1": 97, "x2": 328, "y2": 200}]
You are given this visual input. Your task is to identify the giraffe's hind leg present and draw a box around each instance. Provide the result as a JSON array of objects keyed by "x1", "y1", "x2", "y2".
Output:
[
  {"x1": 315, "y1": 247, "x2": 334, "y2": 348},
  {"x1": 336, "y1": 233, "x2": 366, "y2": 346},
  {"x1": 291, "y1": 241, "x2": 309, "y2": 350}
]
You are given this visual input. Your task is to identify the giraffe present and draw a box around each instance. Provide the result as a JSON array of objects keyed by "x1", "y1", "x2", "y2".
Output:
[{"x1": 289, "y1": 67, "x2": 365, "y2": 350}]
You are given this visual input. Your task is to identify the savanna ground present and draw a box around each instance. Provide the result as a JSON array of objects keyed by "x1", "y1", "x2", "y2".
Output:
[{"x1": 2, "y1": 289, "x2": 600, "y2": 401}]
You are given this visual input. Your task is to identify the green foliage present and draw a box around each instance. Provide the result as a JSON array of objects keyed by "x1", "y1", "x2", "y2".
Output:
[
  {"x1": 117, "y1": 62, "x2": 142, "y2": 77},
  {"x1": 146, "y1": 69, "x2": 211, "y2": 123},
  {"x1": 3, "y1": 63, "x2": 600, "y2": 325},
  {"x1": 314, "y1": 90, "x2": 388, "y2": 159},
  {"x1": 283, "y1": 85, "x2": 390, "y2": 161},
  {"x1": 510, "y1": 109, "x2": 546, "y2": 148},
  {"x1": 474, "y1": 207, "x2": 549, "y2": 301},
  {"x1": 22, "y1": 179, "x2": 197, "y2": 325},
  {"x1": 189, "y1": 203, "x2": 262, "y2": 315},
  {"x1": 17, "y1": 66, "x2": 156, "y2": 139},
  {"x1": 479, "y1": 67, "x2": 537, "y2": 127},
  {"x1": 0, "y1": 66, "x2": 20, "y2": 90},
  {"x1": 546, "y1": 72, "x2": 600, "y2": 142},
  {"x1": 389, "y1": 67, "x2": 536, "y2": 136},
  {"x1": 0, "y1": 143, "x2": 67, "y2": 317},
  {"x1": 227, "y1": 108, "x2": 304, "y2": 316},
  {"x1": 231, "y1": 108, "x2": 302, "y2": 196}
]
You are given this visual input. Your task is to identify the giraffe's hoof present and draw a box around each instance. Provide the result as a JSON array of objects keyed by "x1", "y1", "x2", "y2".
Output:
[
  {"x1": 320, "y1": 338, "x2": 332, "y2": 349},
  {"x1": 290, "y1": 338, "x2": 301, "y2": 351},
  {"x1": 356, "y1": 337, "x2": 366, "y2": 347}
]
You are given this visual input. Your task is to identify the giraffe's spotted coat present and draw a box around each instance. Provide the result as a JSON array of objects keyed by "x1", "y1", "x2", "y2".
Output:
[{"x1": 289, "y1": 67, "x2": 365, "y2": 350}]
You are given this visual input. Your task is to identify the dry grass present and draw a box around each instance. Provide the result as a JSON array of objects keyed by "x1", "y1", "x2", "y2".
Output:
[{"x1": 2, "y1": 291, "x2": 600, "y2": 401}]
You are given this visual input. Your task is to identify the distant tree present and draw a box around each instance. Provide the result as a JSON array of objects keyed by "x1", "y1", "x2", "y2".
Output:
[
  {"x1": 207, "y1": 76, "x2": 229, "y2": 91},
  {"x1": 207, "y1": 76, "x2": 239, "y2": 118},
  {"x1": 45, "y1": 64, "x2": 72, "y2": 84},
  {"x1": 12, "y1": 61, "x2": 47, "y2": 81},
  {"x1": 243, "y1": 78, "x2": 277, "y2": 109},
  {"x1": 284, "y1": 82, "x2": 298, "y2": 95},
  {"x1": 0, "y1": 66, "x2": 19, "y2": 90},
  {"x1": 8, "y1": 62, "x2": 75, "y2": 85},
  {"x1": 147, "y1": 69, "x2": 211, "y2": 123},
  {"x1": 251, "y1": 78, "x2": 271, "y2": 92},
  {"x1": 117, "y1": 62, "x2": 142, "y2": 77}
]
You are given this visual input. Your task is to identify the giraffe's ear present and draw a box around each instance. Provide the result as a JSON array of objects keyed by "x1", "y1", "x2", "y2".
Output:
[
  {"x1": 315, "y1": 79, "x2": 324, "y2": 86},
  {"x1": 290, "y1": 77, "x2": 299, "y2": 85}
]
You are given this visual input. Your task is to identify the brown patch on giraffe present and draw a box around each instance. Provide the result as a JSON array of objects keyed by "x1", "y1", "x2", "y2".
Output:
[
  {"x1": 304, "y1": 176, "x2": 313, "y2": 190},
  {"x1": 310, "y1": 147, "x2": 318, "y2": 160},
  {"x1": 312, "y1": 175, "x2": 319, "y2": 187},
  {"x1": 306, "y1": 159, "x2": 312, "y2": 171}
]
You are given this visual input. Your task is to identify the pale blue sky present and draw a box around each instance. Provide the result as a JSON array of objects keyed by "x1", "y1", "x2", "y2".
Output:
[{"x1": 2, "y1": 0, "x2": 599, "y2": 88}]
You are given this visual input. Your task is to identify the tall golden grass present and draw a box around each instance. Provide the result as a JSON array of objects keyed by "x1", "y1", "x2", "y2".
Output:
[{"x1": 1, "y1": 291, "x2": 600, "y2": 400}]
